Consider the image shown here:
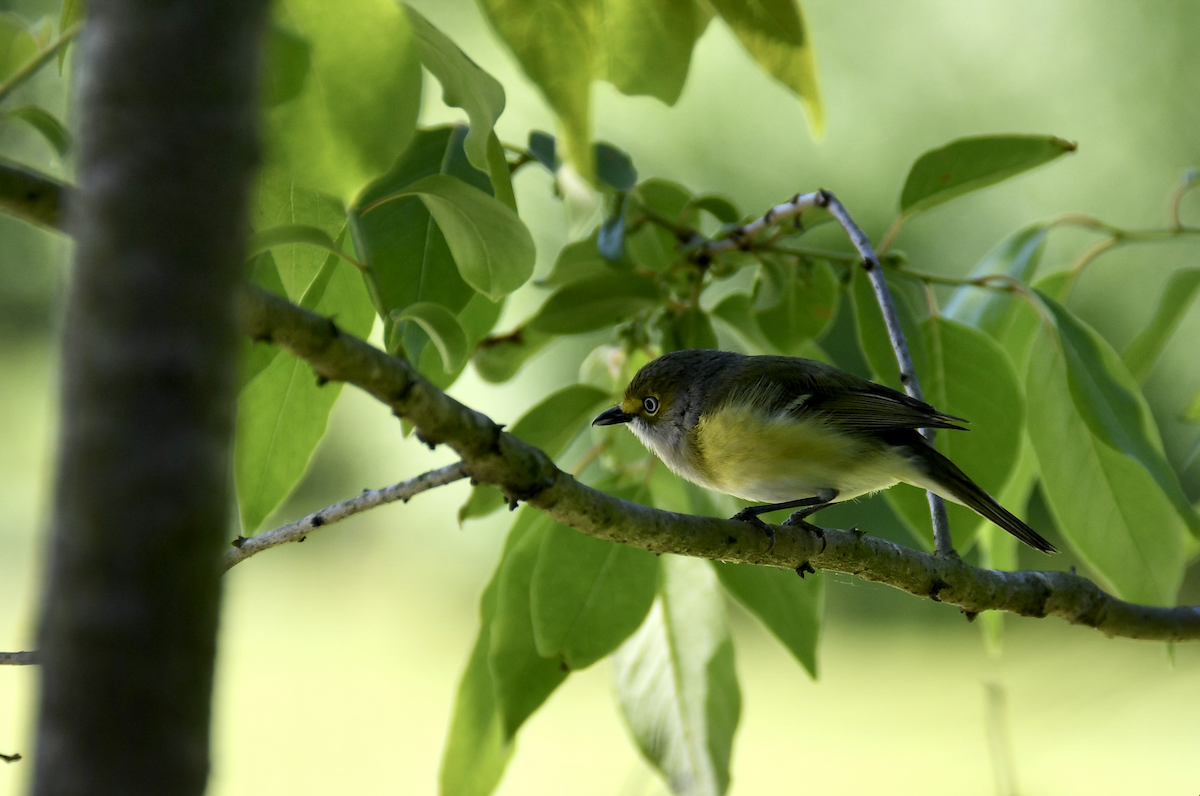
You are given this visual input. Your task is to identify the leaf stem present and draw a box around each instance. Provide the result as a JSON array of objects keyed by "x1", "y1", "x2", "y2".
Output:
[
  {"x1": 875, "y1": 213, "x2": 907, "y2": 257},
  {"x1": 1168, "y1": 168, "x2": 1199, "y2": 231},
  {"x1": 0, "y1": 21, "x2": 81, "y2": 106}
]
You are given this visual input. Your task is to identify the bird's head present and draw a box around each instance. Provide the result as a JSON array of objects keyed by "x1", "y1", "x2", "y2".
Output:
[{"x1": 592, "y1": 349, "x2": 737, "y2": 432}]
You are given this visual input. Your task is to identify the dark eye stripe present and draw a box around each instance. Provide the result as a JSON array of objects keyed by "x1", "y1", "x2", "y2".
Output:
[{"x1": 643, "y1": 396, "x2": 659, "y2": 415}]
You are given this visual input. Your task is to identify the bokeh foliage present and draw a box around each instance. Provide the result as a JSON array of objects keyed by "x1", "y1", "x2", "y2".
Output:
[{"x1": 1, "y1": 1, "x2": 1199, "y2": 795}]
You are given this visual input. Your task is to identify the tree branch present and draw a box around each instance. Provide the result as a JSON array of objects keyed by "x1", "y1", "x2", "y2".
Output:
[
  {"x1": 32, "y1": 1, "x2": 269, "y2": 793},
  {"x1": 702, "y1": 192, "x2": 821, "y2": 254},
  {"x1": 0, "y1": 650, "x2": 39, "y2": 665},
  {"x1": 235, "y1": 284, "x2": 1200, "y2": 642},
  {"x1": 222, "y1": 462, "x2": 469, "y2": 571},
  {"x1": 0, "y1": 163, "x2": 1195, "y2": 642},
  {"x1": 815, "y1": 190, "x2": 954, "y2": 556},
  {"x1": 0, "y1": 156, "x2": 67, "y2": 229}
]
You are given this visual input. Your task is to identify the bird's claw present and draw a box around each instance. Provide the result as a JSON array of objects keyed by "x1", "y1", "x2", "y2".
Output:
[
  {"x1": 782, "y1": 510, "x2": 815, "y2": 528},
  {"x1": 731, "y1": 508, "x2": 776, "y2": 551}
]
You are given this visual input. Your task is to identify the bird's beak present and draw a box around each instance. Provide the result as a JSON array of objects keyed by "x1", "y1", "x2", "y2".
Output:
[{"x1": 592, "y1": 406, "x2": 633, "y2": 426}]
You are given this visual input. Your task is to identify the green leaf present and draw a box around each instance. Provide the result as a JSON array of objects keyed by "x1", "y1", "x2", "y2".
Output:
[
  {"x1": 263, "y1": 22, "x2": 311, "y2": 107},
  {"x1": 480, "y1": 0, "x2": 704, "y2": 176},
  {"x1": 850, "y1": 265, "x2": 928, "y2": 392},
  {"x1": 595, "y1": 141, "x2": 637, "y2": 192},
  {"x1": 392, "y1": 302, "x2": 470, "y2": 373},
  {"x1": 885, "y1": 317, "x2": 1026, "y2": 551},
  {"x1": 689, "y1": 194, "x2": 742, "y2": 225},
  {"x1": 460, "y1": 385, "x2": 610, "y2": 522},
  {"x1": 485, "y1": 131, "x2": 518, "y2": 211},
  {"x1": 350, "y1": 126, "x2": 487, "y2": 369},
  {"x1": 361, "y1": 172, "x2": 535, "y2": 301},
  {"x1": 709, "y1": 0, "x2": 823, "y2": 137},
  {"x1": 0, "y1": 14, "x2": 38, "y2": 84},
  {"x1": 1037, "y1": 294, "x2": 1199, "y2": 535},
  {"x1": 405, "y1": 5, "x2": 505, "y2": 174},
  {"x1": 975, "y1": 440, "x2": 1038, "y2": 654},
  {"x1": 506, "y1": 384, "x2": 612, "y2": 460},
  {"x1": 612, "y1": 555, "x2": 740, "y2": 796},
  {"x1": 1122, "y1": 268, "x2": 1200, "y2": 383},
  {"x1": 529, "y1": 272, "x2": 659, "y2": 334},
  {"x1": 711, "y1": 293, "x2": 772, "y2": 354},
  {"x1": 540, "y1": 232, "x2": 628, "y2": 287},
  {"x1": 943, "y1": 223, "x2": 1048, "y2": 338},
  {"x1": 58, "y1": 0, "x2": 84, "y2": 73},
  {"x1": 715, "y1": 563, "x2": 822, "y2": 678},
  {"x1": 1185, "y1": 383, "x2": 1200, "y2": 424},
  {"x1": 235, "y1": 244, "x2": 375, "y2": 534},
  {"x1": 251, "y1": 171, "x2": 348, "y2": 300},
  {"x1": 531, "y1": 516, "x2": 659, "y2": 669},
  {"x1": 240, "y1": 252, "x2": 286, "y2": 390},
  {"x1": 659, "y1": 306, "x2": 718, "y2": 352},
  {"x1": 6, "y1": 105, "x2": 69, "y2": 157},
  {"x1": 987, "y1": 270, "x2": 1072, "y2": 376},
  {"x1": 527, "y1": 130, "x2": 557, "y2": 171},
  {"x1": 459, "y1": 291, "x2": 506, "y2": 345},
  {"x1": 625, "y1": 179, "x2": 695, "y2": 272},
  {"x1": 900, "y1": 135, "x2": 1076, "y2": 215},
  {"x1": 752, "y1": 258, "x2": 838, "y2": 354},
  {"x1": 708, "y1": 0, "x2": 803, "y2": 44},
  {"x1": 476, "y1": 0, "x2": 594, "y2": 174},
  {"x1": 416, "y1": 292, "x2": 505, "y2": 390},
  {"x1": 440, "y1": 509, "x2": 538, "y2": 796},
  {"x1": 598, "y1": 199, "x2": 627, "y2": 261},
  {"x1": 473, "y1": 325, "x2": 555, "y2": 383},
  {"x1": 264, "y1": 0, "x2": 422, "y2": 201},
  {"x1": 1028, "y1": 326, "x2": 1186, "y2": 604},
  {"x1": 247, "y1": 223, "x2": 364, "y2": 271},
  {"x1": 595, "y1": 0, "x2": 703, "y2": 106},
  {"x1": 489, "y1": 515, "x2": 569, "y2": 740}
]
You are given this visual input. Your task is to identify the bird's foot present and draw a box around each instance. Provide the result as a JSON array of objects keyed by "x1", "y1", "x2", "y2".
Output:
[
  {"x1": 731, "y1": 508, "x2": 776, "y2": 551},
  {"x1": 782, "y1": 509, "x2": 817, "y2": 528}
]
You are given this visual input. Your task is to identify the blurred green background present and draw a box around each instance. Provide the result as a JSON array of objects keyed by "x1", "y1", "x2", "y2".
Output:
[{"x1": 3, "y1": 0, "x2": 1200, "y2": 793}]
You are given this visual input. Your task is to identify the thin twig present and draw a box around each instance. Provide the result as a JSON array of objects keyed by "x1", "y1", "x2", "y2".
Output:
[
  {"x1": 221, "y1": 462, "x2": 469, "y2": 571},
  {"x1": 1168, "y1": 168, "x2": 1199, "y2": 231},
  {"x1": 0, "y1": 751, "x2": 22, "y2": 763},
  {"x1": 875, "y1": 214, "x2": 906, "y2": 257},
  {"x1": 702, "y1": 192, "x2": 822, "y2": 255},
  {"x1": 0, "y1": 650, "x2": 39, "y2": 666},
  {"x1": 816, "y1": 190, "x2": 955, "y2": 556},
  {"x1": 5, "y1": 163, "x2": 1200, "y2": 642},
  {"x1": 1064, "y1": 235, "x2": 1122, "y2": 294},
  {"x1": 892, "y1": 268, "x2": 1050, "y2": 323}
]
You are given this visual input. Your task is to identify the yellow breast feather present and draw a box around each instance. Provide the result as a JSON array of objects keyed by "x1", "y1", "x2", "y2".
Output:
[{"x1": 690, "y1": 402, "x2": 916, "y2": 504}]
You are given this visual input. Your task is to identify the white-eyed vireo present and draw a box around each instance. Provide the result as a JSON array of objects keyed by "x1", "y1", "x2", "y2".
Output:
[{"x1": 592, "y1": 349, "x2": 1056, "y2": 553}]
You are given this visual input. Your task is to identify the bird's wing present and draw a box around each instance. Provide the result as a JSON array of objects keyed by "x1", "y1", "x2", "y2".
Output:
[
  {"x1": 801, "y1": 390, "x2": 968, "y2": 432},
  {"x1": 734, "y1": 356, "x2": 968, "y2": 433}
]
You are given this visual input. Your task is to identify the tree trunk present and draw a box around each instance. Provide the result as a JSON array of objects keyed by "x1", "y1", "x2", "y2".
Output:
[{"x1": 33, "y1": 1, "x2": 268, "y2": 794}]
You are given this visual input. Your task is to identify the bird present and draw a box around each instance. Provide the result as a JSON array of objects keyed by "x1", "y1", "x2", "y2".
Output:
[{"x1": 591, "y1": 348, "x2": 1056, "y2": 553}]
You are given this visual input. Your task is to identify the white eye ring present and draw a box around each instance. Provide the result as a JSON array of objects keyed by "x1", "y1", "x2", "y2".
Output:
[{"x1": 642, "y1": 396, "x2": 660, "y2": 415}]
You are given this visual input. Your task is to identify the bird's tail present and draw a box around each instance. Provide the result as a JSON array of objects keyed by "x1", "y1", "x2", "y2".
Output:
[{"x1": 911, "y1": 444, "x2": 1058, "y2": 554}]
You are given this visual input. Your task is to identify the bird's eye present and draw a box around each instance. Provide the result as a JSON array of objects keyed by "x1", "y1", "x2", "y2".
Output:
[{"x1": 642, "y1": 396, "x2": 660, "y2": 415}]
